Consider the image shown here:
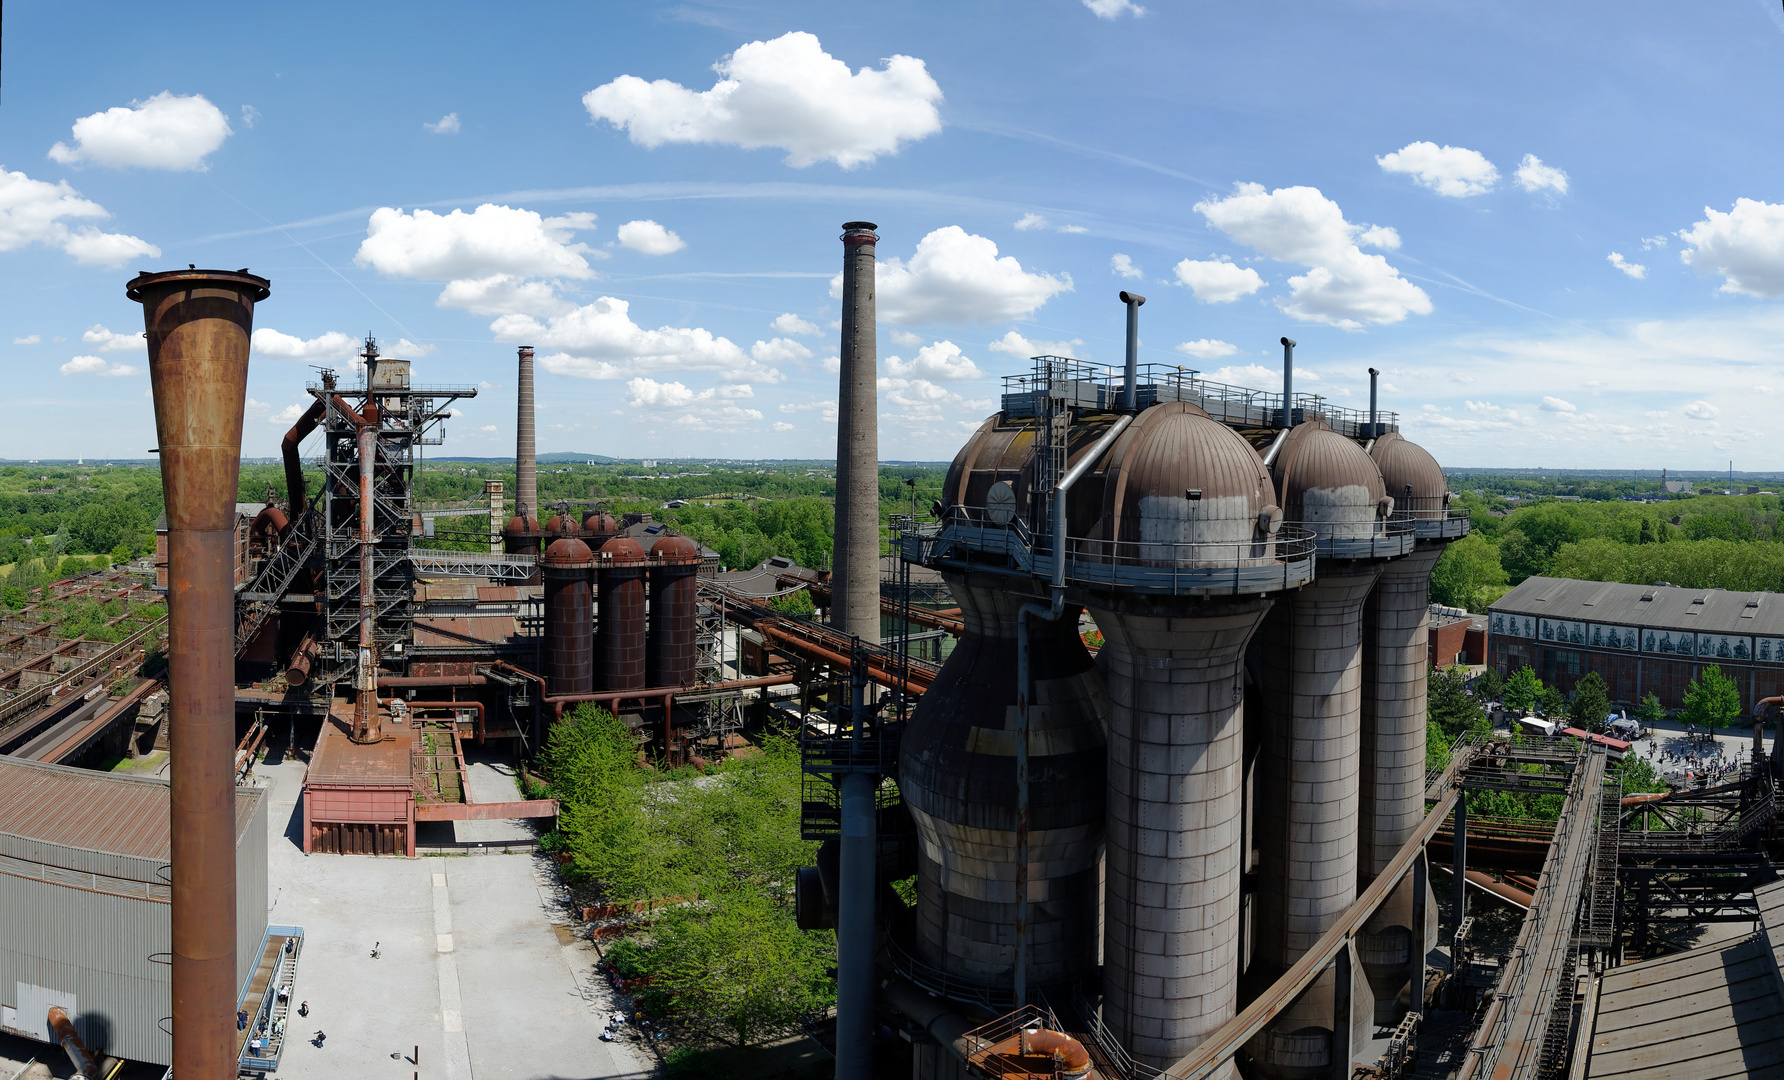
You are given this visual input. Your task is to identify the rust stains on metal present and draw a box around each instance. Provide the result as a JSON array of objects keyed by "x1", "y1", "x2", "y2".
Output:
[
  {"x1": 543, "y1": 534, "x2": 595, "y2": 696},
  {"x1": 279, "y1": 399, "x2": 325, "y2": 514},
  {"x1": 129, "y1": 266, "x2": 268, "y2": 1080},
  {"x1": 596, "y1": 536, "x2": 647, "y2": 691},
  {"x1": 647, "y1": 533, "x2": 700, "y2": 689}
]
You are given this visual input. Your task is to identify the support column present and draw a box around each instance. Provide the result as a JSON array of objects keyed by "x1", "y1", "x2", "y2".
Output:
[
  {"x1": 834, "y1": 769, "x2": 876, "y2": 1080},
  {"x1": 833, "y1": 222, "x2": 880, "y2": 645},
  {"x1": 1091, "y1": 595, "x2": 1271, "y2": 1072},
  {"x1": 516, "y1": 347, "x2": 536, "y2": 519}
]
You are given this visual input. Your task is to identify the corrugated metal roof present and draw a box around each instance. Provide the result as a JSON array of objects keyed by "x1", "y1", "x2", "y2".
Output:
[
  {"x1": 1493, "y1": 576, "x2": 1784, "y2": 638},
  {"x1": 0, "y1": 756, "x2": 262, "y2": 860}
]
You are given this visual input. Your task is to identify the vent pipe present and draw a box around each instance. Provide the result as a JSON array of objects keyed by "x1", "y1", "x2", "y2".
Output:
[
  {"x1": 129, "y1": 266, "x2": 270, "y2": 1080},
  {"x1": 1280, "y1": 337, "x2": 1297, "y2": 427},
  {"x1": 517, "y1": 345, "x2": 537, "y2": 520},
  {"x1": 833, "y1": 222, "x2": 881, "y2": 645},
  {"x1": 1368, "y1": 367, "x2": 1380, "y2": 438},
  {"x1": 1120, "y1": 291, "x2": 1145, "y2": 411}
]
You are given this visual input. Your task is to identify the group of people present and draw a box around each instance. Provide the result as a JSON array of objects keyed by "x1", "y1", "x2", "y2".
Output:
[{"x1": 1645, "y1": 730, "x2": 1746, "y2": 784}]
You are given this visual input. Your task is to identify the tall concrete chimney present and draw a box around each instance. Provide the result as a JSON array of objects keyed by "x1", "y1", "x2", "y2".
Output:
[
  {"x1": 517, "y1": 345, "x2": 537, "y2": 520},
  {"x1": 129, "y1": 267, "x2": 271, "y2": 1080},
  {"x1": 833, "y1": 223, "x2": 880, "y2": 645}
]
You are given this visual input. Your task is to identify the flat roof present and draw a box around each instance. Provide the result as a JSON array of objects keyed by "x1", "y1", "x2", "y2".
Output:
[
  {"x1": 306, "y1": 713, "x2": 419, "y2": 787},
  {"x1": 0, "y1": 755, "x2": 261, "y2": 859},
  {"x1": 1491, "y1": 576, "x2": 1784, "y2": 638}
]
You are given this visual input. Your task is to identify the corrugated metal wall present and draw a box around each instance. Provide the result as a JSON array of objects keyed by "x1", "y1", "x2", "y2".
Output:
[{"x1": 0, "y1": 785, "x2": 269, "y2": 1068}]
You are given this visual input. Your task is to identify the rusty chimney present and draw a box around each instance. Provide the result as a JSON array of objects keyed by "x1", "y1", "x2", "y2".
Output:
[
  {"x1": 129, "y1": 266, "x2": 269, "y2": 1080},
  {"x1": 517, "y1": 345, "x2": 537, "y2": 521},
  {"x1": 833, "y1": 223, "x2": 880, "y2": 645}
]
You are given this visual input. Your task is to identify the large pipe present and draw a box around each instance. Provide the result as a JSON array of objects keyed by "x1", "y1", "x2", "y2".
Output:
[
  {"x1": 48, "y1": 1006, "x2": 114, "y2": 1080},
  {"x1": 1119, "y1": 290, "x2": 1145, "y2": 411},
  {"x1": 1280, "y1": 336, "x2": 1296, "y2": 426},
  {"x1": 130, "y1": 266, "x2": 269, "y2": 1080},
  {"x1": 354, "y1": 418, "x2": 380, "y2": 742},
  {"x1": 280, "y1": 399, "x2": 325, "y2": 515},
  {"x1": 833, "y1": 222, "x2": 880, "y2": 646},
  {"x1": 834, "y1": 653, "x2": 876, "y2": 1080},
  {"x1": 517, "y1": 346, "x2": 537, "y2": 520},
  {"x1": 1367, "y1": 367, "x2": 1380, "y2": 440}
]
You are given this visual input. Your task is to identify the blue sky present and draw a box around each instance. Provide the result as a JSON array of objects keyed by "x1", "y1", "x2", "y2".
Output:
[{"x1": 7, "y1": 1, "x2": 1784, "y2": 468}]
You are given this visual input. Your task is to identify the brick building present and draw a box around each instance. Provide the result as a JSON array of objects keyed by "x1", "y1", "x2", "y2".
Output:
[{"x1": 1488, "y1": 576, "x2": 1784, "y2": 712}]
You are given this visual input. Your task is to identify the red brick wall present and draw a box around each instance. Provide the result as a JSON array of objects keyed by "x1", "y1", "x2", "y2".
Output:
[{"x1": 1429, "y1": 619, "x2": 1469, "y2": 668}]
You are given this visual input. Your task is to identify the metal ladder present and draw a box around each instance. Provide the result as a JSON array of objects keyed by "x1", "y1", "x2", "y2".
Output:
[{"x1": 234, "y1": 506, "x2": 321, "y2": 655}]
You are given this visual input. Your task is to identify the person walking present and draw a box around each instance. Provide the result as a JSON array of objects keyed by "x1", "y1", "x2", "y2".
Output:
[
  {"x1": 238, "y1": 1010, "x2": 249, "y2": 1031},
  {"x1": 371, "y1": 941, "x2": 381, "y2": 959},
  {"x1": 314, "y1": 1030, "x2": 326, "y2": 1047},
  {"x1": 298, "y1": 1001, "x2": 309, "y2": 1018}
]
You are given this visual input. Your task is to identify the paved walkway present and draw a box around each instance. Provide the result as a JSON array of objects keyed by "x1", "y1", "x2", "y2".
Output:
[{"x1": 257, "y1": 758, "x2": 651, "y2": 1080}]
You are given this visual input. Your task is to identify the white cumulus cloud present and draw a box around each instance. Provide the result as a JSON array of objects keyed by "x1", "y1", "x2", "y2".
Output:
[
  {"x1": 1084, "y1": 0, "x2": 1145, "y2": 17},
  {"x1": 1057, "y1": 224, "x2": 1088, "y2": 234},
  {"x1": 1683, "y1": 400, "x2": 1719, "y2": 420},
  {"x1": 240, "y1": 105, "x2": 260, "y2": 129},
  {"x1": 60, "y1": 354, "x2": 137, "y2": 377},
  {"x1": 1194, "y1": 182, "x2": 1430, "y2": 329},
  {"x1": 772, "y1": 313, "x2": 820, "y2": 336},
  {"x1": 1014, "y1": 213, "x2": 1047, "y2": 231},
  {"x1": 1111, "y1": 253, "x2": 1143, "y2": 279},
  {"x1": 251, "y1": 328, "x2": 361, "y2": 361},
  {"x1": 14, "y1": 335, "x2": 39, "y2": 345},
  {"x1": 1540, "y1": 396, "x2": 1577, "y2": 412},
  {"x1": 750, "y1": 337, "x2": 813, "y2": 365},
  {"x1": 494, "y1": 297, "x2": 786, "y2": 385},
  {"x1": 616, "y1": 219, "x2": 685, "y2": 255},
  {"x1": 888, "y1": 328, "x2": 922, "y2": 347},
  {"x1": 0, "y1": 168, "x2": 159, "y2": 267},
  {"x1": 1607, "y1": 252, "x2": 1646, "y2": 279},
  {"x1": 1173, "y1": 257, "x2": 1264, "y2": 303},
  {"x1": 1678, "y1": 198, "x2": 1784, "y2": 297},
  {"x1": 355, "y1": 205, "x2": 601, "y2": 315},
  {"x1": 1514, "y1": 154, "x2": 1568, "y2": 195},
  {"x1": 988, "y1": 330, "x2": 1084, "y2": 358},
  {"x1": 1202, "y1": 363, "x2": 1279, "y2": 387},
  {"x1": 49, "y1": 92, "x2": 232, "y2": 171},
  {"x1": 81, "y1": 325, "x2": 142, "y2": 352},
  {"x1": 773, "y1": 421, "x2": 795, "y2": 432},
  {"x1": 1376, "y1": 141, "x2": 1499, "y2": 197},
  {"x1": 846, "y1": 226, "x2": 1070, "y2": 324},
  {"x1": 1175, "y1": 339, "x2": 1238, "y2": 360},
  {"x1": 583, "y1": 31, "x2": 942, "y2": 169},
  {"x1": 884, "y1": 340, "x2": 982, "y2": 381},
  {"x1": 424, "y1": 113, "x2": 461, "y2": 134}
]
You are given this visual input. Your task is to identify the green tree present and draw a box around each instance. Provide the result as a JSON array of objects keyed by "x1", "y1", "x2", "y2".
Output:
[
  {"x1": 1474, "y1": 666, "x2": 1506, "y2": 703},
  {"x1": 768, "y1": 589, "x2": 815, "y2": 616},
  {"x1": 1568, "y1": 671, "x2": 1611, "y2": 730},
  {"x1": 1426, "y1": 720, "x2": 1453, "y2": 772},
  {"x1": 1638, "y1": 517, "x2": 1655, "y2": 545},
  {"x1": 1504, "y1": 666, "x2": 1542, "y2": 713},
  {"x1": 1634, "y1": 692, "x2": 1666, "y2": 724},
  {"x1": 1430, "y1": 533, "x2": 1509, "y2": 611},
  {"x1": 1681, "y1": 664, "x2": 1742, "y2": 729},
  {"x1": 1429, "y1": 665, "x2": 1485, "y2": 738},
  {"x1": 1498, "y1": 530, "x2": 1548, "y2": 584},
  {"x1": 1539, "y1": 685, "x2": 1567, "y2": 717}
]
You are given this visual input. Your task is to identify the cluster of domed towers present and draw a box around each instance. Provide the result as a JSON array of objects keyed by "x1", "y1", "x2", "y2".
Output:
[{"x1": 899, "y1": 361, "x2": 1466, "y2": 1076}]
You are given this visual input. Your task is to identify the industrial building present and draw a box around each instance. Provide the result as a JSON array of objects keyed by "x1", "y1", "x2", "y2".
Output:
[{"x1": 1488, "y1": 576, "x2": 1784, "y2": 711}]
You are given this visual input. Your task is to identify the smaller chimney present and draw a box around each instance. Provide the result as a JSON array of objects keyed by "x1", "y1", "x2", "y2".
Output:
[
  {"x1": 1280, "y1": 337, "x2": 1297, "y2": 427},
  {"x1": 1119, "y1": 291, "x2": 1145, "y2": 411},
  {"x1": 1367, "y1": 367, "x2": 1380, "y2": 437},
  {"x1": 516, "y1": 346, "x2": 537, "y2": 521}
]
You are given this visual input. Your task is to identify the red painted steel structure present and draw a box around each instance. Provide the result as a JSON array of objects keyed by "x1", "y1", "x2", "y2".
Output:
[
  {"x1": 131, "y1": 266, "x2": 270, "y2": 1080},
  {"x1": 596, "y1": 536, "x2": 647, "y2": 691},
  {"x1": 647, "y1": 534, "x2": 701, "y2": 689}
]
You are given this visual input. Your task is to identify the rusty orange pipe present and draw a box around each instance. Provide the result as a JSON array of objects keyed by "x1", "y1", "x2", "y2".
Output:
[
  {"x1": 752, "y1": 620, "x2": 931, "y2": 692},
  {"x1": 546, "y1": 674, "x2": 793, "y2": 719},
  {"x1": 390, "y1": 699, "x2": 487, "y2": 742},
  {"x1": 131, "y1": 266, "x2": 269, "y2": 1080},
  {"x1": 280, "y1": 399, "x2": 325, "y2": 515}
]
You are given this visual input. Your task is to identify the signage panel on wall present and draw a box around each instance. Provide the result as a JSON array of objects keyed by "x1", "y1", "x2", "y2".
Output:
[
  {"x1": 1696, "y1": 633, "x2": 1754, "y2": 662},
  {"x1": 1588, "y1": 624, "x2": 1639, "y2": 652},
  {"x1": 1642, "y1": 629, "x2": 1695, "y2": 656},
  {"x1": 1758, "y1": 638, "x2": 1784, "y2": 664},
  {"x1": 1490, "y1": 612, "x2": 1536, "y2": 639},
  {"x1": 1539, "y1": 618, "x2": 1587, "y2": 646}
]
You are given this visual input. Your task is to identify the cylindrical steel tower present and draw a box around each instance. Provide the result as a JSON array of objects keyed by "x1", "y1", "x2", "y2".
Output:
[
  {"x1": 832, "y1": 221, "x2": 880, "y2": 645},
  {"x1": 582, "y1": 509, "x2": 619, "y2": 542},
  {"x1": 596, "y1": 535, "x2": 647, "y2": 691},
  {"x1": 503, "y1": 513, "x2": 541, "y2": 586},
  {"x1": 543, "y1": 533, "x2": 594, "y2": 696},
  {"x1": 130, "y1": 267, "x2": 270, "y2": 1080},
  {"x1": 1356, "y1": 433, "x2": 1456, "y2": 1019},
  {"x1": 516, "y1": 345, "x2": 537, "y2": 520},
  {"x1": 647, "y1": 533, "x2": 701, "y2": 689},
  {"x1": 1248, "y1": 421, "x2": 1395, "y2": 1077},
  {"x1": 1086, "y1": 403, "x2": 1284, "y2": 1073}
]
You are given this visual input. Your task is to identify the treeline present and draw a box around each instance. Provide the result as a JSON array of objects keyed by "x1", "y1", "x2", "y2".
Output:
[
  {"x1": 1432, "y1": 492, "x2": 1784, "y2": 611},
  {"x1": 536, "y1": 707, "x2": 833, "y2": 1051},
  {"x1": 0, "y1": 464, "x2": 164, "y2": 561}
]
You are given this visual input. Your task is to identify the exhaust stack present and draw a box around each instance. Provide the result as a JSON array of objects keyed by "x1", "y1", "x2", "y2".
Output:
[
  {"x1": 1281, "y1": 336, "x2": 1297, "y2": 427},
  {"x1": 129, "y1": 266, "x2": 270, "y2": 1080},
  {"x1": 517, "y1": 345, "x2": 537, "y2": 521},
  {"x1": 1368, "y1": 367, "x2": 1380, "y2": 439},
  {"x1": 833, "y1": 222, "x2": 881, "y2": 645},
  {"x1": 1119, "y1": 291, "x2": 1145, "y2": 411}
]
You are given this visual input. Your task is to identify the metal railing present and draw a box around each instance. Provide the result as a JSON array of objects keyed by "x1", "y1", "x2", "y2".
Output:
[
  {"x1": 912, "y1": 504, "x2": 1315, "y2": 596},
  {"x1": 886, "y1": 932, "x2": 1016, "y2": 1014},
  {"x1": 1288, "y1": 515, "x2": 1415, "y2": 560}
]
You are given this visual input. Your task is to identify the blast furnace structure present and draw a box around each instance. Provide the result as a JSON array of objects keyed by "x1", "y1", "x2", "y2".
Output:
[{"x1": 895, "y1": 309, "x2": 1467, "y2": 1078}]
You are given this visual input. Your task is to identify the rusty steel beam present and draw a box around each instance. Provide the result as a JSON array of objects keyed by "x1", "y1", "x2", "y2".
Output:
[{"x1": 131, "y1": 266, "x2": 269, "y2": 1080}]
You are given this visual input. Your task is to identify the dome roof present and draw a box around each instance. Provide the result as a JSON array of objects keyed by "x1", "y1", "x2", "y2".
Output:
[
  {"x1": 1273, "y1": 421, "x2": 1387, "y2": 537},
  {"x1": 1099, "y1": 402, "x2": 1273, "y2": 548},
  {"x1": 543, "y1": 536, "x2": 593, "y2": 565},
  {"x1": 582, "y1": 510, "x2": 619, "y2": 533},
  {"x1": 597, "y1": 535, "x2": 646, "y2": 562},
  {"x1": 650, "y1": 533, "x2": 701, "y2": 562},
  {"x1": 1370, "y1": 432, "x2": 1447, "y2": 519},
  {"x1": 543, "y1": 513, "x2": 579, "y2": 534},
  {"x1": 942, "y1": 415, "x2": 1035, "y2": 515},
  {"x1": 503, "y1": 515, "x2": 539, "y2": 534}
]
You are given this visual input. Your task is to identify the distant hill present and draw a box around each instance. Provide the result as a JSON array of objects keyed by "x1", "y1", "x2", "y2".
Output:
[{"x1": 538, "y1": 452, "x2": 619, "y2": 464}]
